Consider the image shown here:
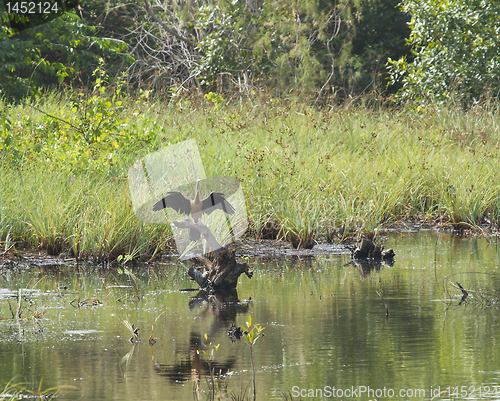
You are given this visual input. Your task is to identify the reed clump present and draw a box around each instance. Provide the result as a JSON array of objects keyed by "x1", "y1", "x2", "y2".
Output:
[{"x1": 2, "y1": 89, "x2": 500, "y2": 260}]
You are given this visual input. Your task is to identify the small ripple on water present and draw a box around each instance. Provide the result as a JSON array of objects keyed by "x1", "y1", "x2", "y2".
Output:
[{"x1": 62, "y1": 329, "x2": 103, "y2": 335}]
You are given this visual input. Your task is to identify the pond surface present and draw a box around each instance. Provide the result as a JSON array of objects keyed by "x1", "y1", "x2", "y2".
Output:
[{"x1": 1, "y1": 231, "x2": 500, "y2": 400}]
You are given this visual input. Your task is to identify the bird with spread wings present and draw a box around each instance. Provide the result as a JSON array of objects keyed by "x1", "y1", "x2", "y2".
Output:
[{"x1": 153, "y1": 179, "x2": 235, "y2": 223}]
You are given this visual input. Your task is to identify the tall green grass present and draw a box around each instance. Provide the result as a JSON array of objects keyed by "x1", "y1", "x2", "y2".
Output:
[
  {"x1": 2, "y1": 92, "x2": 500, "y2": 259},
  {"x1": 0, "y1": 163, "x2": 170, "y2": 261}
]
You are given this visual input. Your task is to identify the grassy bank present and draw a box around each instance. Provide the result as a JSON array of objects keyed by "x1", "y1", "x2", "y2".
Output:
[{"x1": 1, "y1": 91, "x2": 500, "y2": 261}]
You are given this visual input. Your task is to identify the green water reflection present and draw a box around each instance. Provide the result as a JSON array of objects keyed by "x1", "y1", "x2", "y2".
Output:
[{"x1": 0, "y1": 231, "x2": 499, "y2": 400}]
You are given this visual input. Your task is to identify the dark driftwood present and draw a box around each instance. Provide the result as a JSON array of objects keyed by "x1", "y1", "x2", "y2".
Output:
[
  {"x1": 173, "y1": 219, "x2": 252, "y2": 291},
  {"x1": 350, "y1": 237, "x2": 395, "y2": 278}
]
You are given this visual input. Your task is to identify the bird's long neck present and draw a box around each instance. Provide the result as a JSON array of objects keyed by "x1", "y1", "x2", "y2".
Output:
[
  {"x1": 190, "y1": 180, "x2": 203, "y2": 222},
  {"x1": 193, "y1": 179, "x2": 201, "y2": 204}
]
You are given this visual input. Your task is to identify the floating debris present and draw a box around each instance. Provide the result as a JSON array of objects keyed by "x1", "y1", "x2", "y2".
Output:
[
  {"x1": 70, "y1": 298, "x2": 102, "y2": 308},
  {"x1": 228, "y1": 323, "x2": 247, "y2": 343}
]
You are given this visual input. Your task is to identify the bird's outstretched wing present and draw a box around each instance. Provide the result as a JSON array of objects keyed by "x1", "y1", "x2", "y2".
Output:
[
  {"x1": 202, "y1": 193, "x2": 235, "y2": 215},
  {"x1": 153, "y1": 192, "x2": 191, "y2": 214}
]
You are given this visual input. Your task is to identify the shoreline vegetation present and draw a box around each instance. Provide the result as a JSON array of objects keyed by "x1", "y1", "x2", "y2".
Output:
[{"x1": 1, "y1": 90, "x2": 500, "y2": 264}]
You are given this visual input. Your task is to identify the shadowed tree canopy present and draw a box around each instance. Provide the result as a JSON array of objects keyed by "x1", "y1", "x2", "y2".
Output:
[
  {"x1": 0, "y1": 0, "x2": 133, "y2": 100},
  {"x1": 1, "y1": 0, "x2": 411, "y2": 100}
]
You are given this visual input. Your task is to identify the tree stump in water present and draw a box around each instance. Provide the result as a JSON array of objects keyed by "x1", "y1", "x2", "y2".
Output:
[
  {"x1": 188, "y1": 247, "x2": 253, "y2": 291},
  {"x1": 172, "y1": 219, "x2": 252, "y2": 291},
  {"x1": 350, "y1": 235, "x2": 396, "y2": 277},
  {"x1": 353, "y1": 235, "x2": 395, "y2": 261}
]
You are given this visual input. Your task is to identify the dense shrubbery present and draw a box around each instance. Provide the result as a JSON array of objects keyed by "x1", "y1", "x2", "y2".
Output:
[
  {"x1": 108, "y1": 0, "x2": 411, "y2": 98},
  {"x1": 1, "y1": 62, "x2": 156, "y2": 174},
  {"x1": 3, "y1": 0, "x2": 500, "y2": 103},
  {"x1": 389, "y1": 0, "x2": 500, "y2": 104},
  {"x1": 1, "y1": 0, "x2": 410, "y2": 101},
  {"x1": 0, "y1": 6, "x2": 131, "y2": 101}
]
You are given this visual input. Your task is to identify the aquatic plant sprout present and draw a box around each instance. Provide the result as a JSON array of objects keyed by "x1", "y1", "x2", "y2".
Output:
[{"x1": 128, "y1": 140, "x2": 248, "y2": 259}]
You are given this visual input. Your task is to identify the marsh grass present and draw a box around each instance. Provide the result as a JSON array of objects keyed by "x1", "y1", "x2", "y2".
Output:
[
  {"x1": 2, "y1": 93, "x2": 500, "y2": 259},
  {"x1": 0, "y1": 162, "x2": 171, "y2": 261}
]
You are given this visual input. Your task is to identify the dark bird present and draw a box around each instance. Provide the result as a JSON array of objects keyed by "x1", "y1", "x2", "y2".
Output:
[{"x1": 153, "y1": 179, "x2": 235, "y2": 223}]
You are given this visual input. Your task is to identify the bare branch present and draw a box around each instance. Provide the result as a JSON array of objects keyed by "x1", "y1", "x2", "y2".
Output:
[{"x1": 142, "y1": 0, "x2": 196, "y2": 48}]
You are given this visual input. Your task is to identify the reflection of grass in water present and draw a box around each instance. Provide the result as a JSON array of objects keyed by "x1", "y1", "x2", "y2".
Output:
[
  {"x1": 0, "y1": 275, "x2": 48, "y2": 323},
  {"x1": 281, "y1": 390, "x2": 302, "y2": 400},
  {"x1": 121, "y1": 319, "x2": 140, "y2": 343},
  {"x1": 148, "y1": 311, "x2": 166, "y2": 345},
  {"x1": 445, "y1": 272, "x2": 500, "y2": 307},
  {"x1": 0, "y1": 266, "x2": 188, "y2": 328}
]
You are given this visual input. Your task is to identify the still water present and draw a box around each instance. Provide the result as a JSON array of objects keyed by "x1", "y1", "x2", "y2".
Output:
[{"x1": 1, "y1": 231, "x2": 499, "y2": 400}]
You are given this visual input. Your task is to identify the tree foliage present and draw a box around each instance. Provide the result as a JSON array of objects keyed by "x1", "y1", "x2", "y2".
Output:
[
  {"x1": 345, "y1": 0, "x2": 411, "y2": 95},
  {"x1": 0, "y1": 3, "x2": 133, "y2": 100},
  {"x1": 388, "y1": 0, "x2": 500, "y2": 104},
  {"x1": 124, "y1": 0, "x2": 409, "y2": 99},
  {"x1": 1, "y1": 0, "x2": 411, "y2": 100}
]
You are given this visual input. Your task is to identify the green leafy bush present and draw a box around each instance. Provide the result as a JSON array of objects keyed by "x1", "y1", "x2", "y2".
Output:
[
  {"x1": 388, "y1": 0, "x2": 500, "y2": 104},
  {"x1": 0, "y1": 62, "x2": 157, "y2": 174},
  {"x1": 0, "y1": 9, "x2": 133, "y2": 101},
  {"x1": 195, "y1": 2, "x2": 258, "y2": 87}
]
